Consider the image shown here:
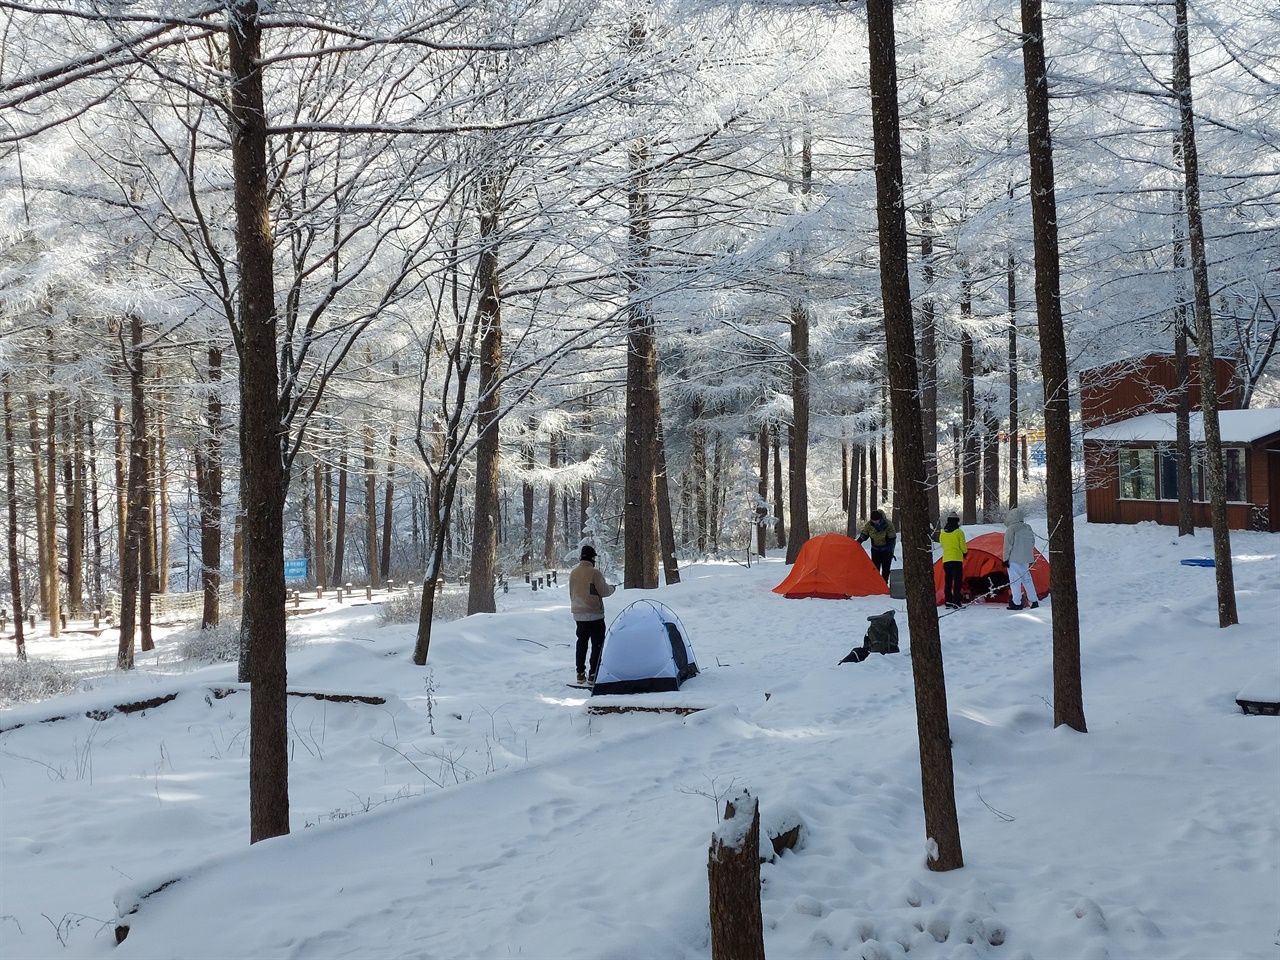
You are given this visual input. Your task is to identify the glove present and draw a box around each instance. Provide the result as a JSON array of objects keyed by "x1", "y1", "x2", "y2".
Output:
[
  {"x1": 856, "y1": 535, "x2": 866, "y2": 544},
  {"x1": 1002, "y1": 559, "x2": 1009, "y2": 569}
]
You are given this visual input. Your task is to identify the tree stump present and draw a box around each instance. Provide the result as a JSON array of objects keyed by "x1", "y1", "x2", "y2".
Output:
[{"x1": 708, "y1": 790, "x2": 765, "y2": 960}]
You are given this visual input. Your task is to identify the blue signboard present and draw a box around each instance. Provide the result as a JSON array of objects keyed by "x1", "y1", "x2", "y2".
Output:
[{"x1": 284, "y1": 558, "x2": 308, "y2": 582}]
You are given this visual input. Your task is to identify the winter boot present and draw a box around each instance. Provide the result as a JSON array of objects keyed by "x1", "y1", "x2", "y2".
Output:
[
  {"x1": 1029, "y1": 601, "x2": 1039, "y2": 609},
  {"x1": 576, "y1": 671, "x2": 587, "y2": 685},
  {"x1": 1006, "y1": 601, "x2": 1024, "y2": 611}
]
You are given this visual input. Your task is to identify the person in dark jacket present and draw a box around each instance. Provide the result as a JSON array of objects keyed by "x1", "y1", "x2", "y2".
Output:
[
  {"x1": 856, "y1": 509, "x2": 897, "y2": 582},
  {"x1": 932, "y1": 514, "x2": 967, "y2": 609},
  {"x1": 568, "y1": 544, "x2": 615, "y2": 684}
]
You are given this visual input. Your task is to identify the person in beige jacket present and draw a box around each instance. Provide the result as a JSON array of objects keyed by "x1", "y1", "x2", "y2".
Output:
[{"x1": 569, "y1": 544, "x2": 615, "y2": 683}]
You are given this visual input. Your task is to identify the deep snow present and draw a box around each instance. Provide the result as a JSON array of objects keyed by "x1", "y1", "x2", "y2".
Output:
[{"x1": 1, "y1": 518, "x2": 1277, "y2": 960}]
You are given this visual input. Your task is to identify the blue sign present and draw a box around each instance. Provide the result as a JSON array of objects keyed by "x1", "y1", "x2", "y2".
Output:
[{"x1": 284, "y1": 558, "x2": 308, "y2": 582}]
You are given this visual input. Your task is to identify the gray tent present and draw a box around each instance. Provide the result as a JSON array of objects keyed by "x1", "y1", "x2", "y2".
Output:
[{"x1": 592, "y1": 600, "x2": 698, "y2": 695}]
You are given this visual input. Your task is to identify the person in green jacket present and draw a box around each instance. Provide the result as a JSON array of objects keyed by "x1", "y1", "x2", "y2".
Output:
[
  {"x1": 856, "y1": 509, "x2": 897, "y2": 582},
  {"x1": 933, "y1": 513, "x2": 967, "y2": 609}
]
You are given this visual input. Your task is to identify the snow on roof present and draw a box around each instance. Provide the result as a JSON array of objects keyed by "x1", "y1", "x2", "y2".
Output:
[{"x1": 1083, "y1": 408, "x2": 1280, "y2": 444}]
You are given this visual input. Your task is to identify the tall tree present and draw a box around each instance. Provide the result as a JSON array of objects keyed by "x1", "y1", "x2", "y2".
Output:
[
  {"x1": 1020, "y1": 0, "x2": 1087, "y2": 732},
  {"x1": 867, "y1": 0, "x2": 962, "y2": 871},
  {"x1": 1173, "y1": 0, "x2": 1237, "y2": 625}
]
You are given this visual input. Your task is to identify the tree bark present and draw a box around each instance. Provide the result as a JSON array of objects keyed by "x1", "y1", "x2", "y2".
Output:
[
  {"x1": 867, "y1": 0, "x2": 964, "y2": 871},
  {"x1": 194, "y1": 348, "x2": 223, "y2": 628},
  {"x1": 1021, "y1": 0, "x2": 1088, "y2": 730},
  {"x1": 26, "y1": 396, "x2": 49, "y2": 619},
  {"x1": 467, "y1": 171, "x2": 503, "y2": 615},
  {"x1": 623, "y1": 129, "x2": 661, "y2": 589},
  {"x1": 312, "y1": 454, "x2": 327, "y2": 588},
  {"x1": 1174, "y1": 0, "x2": 1236, "y2": 623},
  {"x1": 655, "y1": 422, "x2": 680, "y2": 585},
  {"x1": 772, "y1": 424, "x2": 786, "y2": 549},
  {"x1": 332, "y1": 453, "x2": 347, "y2": 585},
  {"x1": 229, "y1": 0, "x2": 290, "y2": 843},
  {"x1": 785, "y1": 130, "x2": 812, "y2": 565},
  {"x1": 364, "y1": 426, "x2": 379, "y2": 589},
  {"x1": 960, "y1": 279, "x2": 979, "y2": 525},
  {"x1": 708, "y1": 792, "x2": 765, "y2": 960},
  {"x1": 381, "y1": 434, "x2": 396, "y2": 580},
  {"x1": 156, "y1": 390, "x2": 169, "y2": 595},
  {"x1": 66, "y1": 404, "x2": 85, "y2": 617},
  {"x1": 44, "y1": 383, "x2": 60, "y2": 636},
  {"x1": 118, "y1": 315, "x2": 148, "y2": 670},
  {"x1": 919, "y1": 135, "x2": 940, "y2": 524},
  {"x1": 757, "y1": 425, "x2": 769, "y2": 556},
  {"x1": 4, "y1": 380, "x2": 25, "y2": 660},
  {"x1": 1007, "y1": 249, "x2": 1020, "y2": 509}
]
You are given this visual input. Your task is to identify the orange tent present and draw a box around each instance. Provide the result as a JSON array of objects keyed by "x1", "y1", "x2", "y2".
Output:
[
  {"x1": 773, "y1": 532, "x2": 890, "y2": 599},
  {"x1": 932, "y1": 531, "x2": 1050, "y2": 606}
]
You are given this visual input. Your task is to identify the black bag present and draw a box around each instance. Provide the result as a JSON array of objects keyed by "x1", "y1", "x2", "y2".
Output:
[
  {"x1": 839, "y1": 610, "x2": 900, "y2": 663},
  {"x1": 863, "y1": 610, "x2": 899, "y2": 654}
]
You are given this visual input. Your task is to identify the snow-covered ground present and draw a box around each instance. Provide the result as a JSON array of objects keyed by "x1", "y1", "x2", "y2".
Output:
[{"x1": 1, "y1": 518, "x2": 1277, "y2": 959}]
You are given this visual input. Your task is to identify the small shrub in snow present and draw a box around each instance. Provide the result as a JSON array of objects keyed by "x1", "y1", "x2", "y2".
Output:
[
  {"x1": 379, "y1": 590, "x2": 467, "y2": 626},
  {"x1": 0, "y1": 657, "x2": 83, "y2": 708},
  {"x1": 177, "y1": 620, "x2": 243, "y2": 663},
  {"x1": 176, "y1": 619, "x2": 306, "y2": 663}
]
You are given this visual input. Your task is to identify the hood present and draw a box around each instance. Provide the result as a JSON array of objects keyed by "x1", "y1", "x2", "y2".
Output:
[{"x1": 1006, "y1": 507, "x2": 1025, "y2": 524}]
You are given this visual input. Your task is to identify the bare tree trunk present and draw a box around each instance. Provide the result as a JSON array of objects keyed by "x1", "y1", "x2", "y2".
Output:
[
  {"x1": 118, "y1": 316, "x2": 148, "y2": 670},
  {"x1": 960, "y1": 279, "x2": 978, "y2": 525},
  {"x1": 114, "y1": 392, "x2": 127, "y2": 573},
  {"x1": 869, "y1": 433, "x2": 878, "y2": 510},
  {"x1": 622, "y1": 127, "x2": 660, "y2": 589},
  {"x1": 332, "y1": 452, "x2": 347, "y2": 585},
  {"x1": 920, "y1": 137, "x2": 940, "y2": 524},
  {"x1": 785, "y1": 130, "x2": 812, "y2": 565},
  {"x1": 156, "y1": 391, "x2": 169, "y2": 595},
  {"x1": 1174, "y1": 0, "x2": 1235, "y2": 626},
  {"x1": 692, "y1": 397, "x2": 708, "y2": 553},
  {"x1": 707, "y1": 792, "x2": 765, "y2": 960},
  {"x1": 65, "y1": 406, "x2": 85, "y2": 617},
  {"x1": 44, "y1": 384, "x2": 60, "y2": 636},
  {"x1": 655, "y1": 422, "x2": 680, "y2": 584},
  {"x1": 709, "y1": 431, "x2": 723, "y2": 551},
  {"x1": 522, "y1": 422, "x2": 535, "y2": 569},
  {"x1": 312, "y1": 454, "x2": 327, "y2": 588},
  {"x1": 1170, "y1": 146, "x2": 1195, "y2": 537},
  {"x1": 138, "y1": 421, "x2": 154, "y2": 654},
  {"x1": 467, "y1": 173, "x2": 503, "y2": 615},
  {"x1": 4, "y1": 380, "x2": 25, "y2": 660},
  {"x1": 772, "y1": 424, "x2": 786, "y2": 550},
  {"x1": 757, "y1": 424, "x2": 769, "y2": 556},
  {"x1": 1008, "y1": 249, "x2": 1020, "y2": 509},
  {"x1": 1021, "y1": 0, "x2": 1088, "y2": 730},
  {"x1": 381, "y1": 434, "x2": 396, "y2": 580},
  {"x1": 364, "y1": 426, "x2": 379, "y2": 589},
  {"x1": 26, "y1": 396, "x2": 49, "y2": 618},
  {"x1": 87, "y1": 418, "x2": 104, "y2": 611},
  {"x1": 195, "y1": 348, "x2": 223, "y2": 628},
  {"x1": 982, "y1": 408, "x2": 1000, "y2": 522},
  {"x1": 846, "y1": 443, "x2": 862, "y2": 538},
  {"x1": 867, "y1": 0, "x2": 963, "y2": 871},
  {"x1": 230, "y1": 0, "x2": 290, "y2": 843}
]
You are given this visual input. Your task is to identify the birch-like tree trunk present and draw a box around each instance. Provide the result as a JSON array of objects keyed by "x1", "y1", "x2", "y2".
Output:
[{"x1": 1007, "y1": 249, "x2": 1020, "y2": 509}]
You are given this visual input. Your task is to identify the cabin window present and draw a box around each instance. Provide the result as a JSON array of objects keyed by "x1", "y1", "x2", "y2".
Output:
[
  {"x1": 1119, "y1": 449, "x2": 1157, "y2": 500},
  {"x1": 1224, "y1": 448, "x2": 1246, "y2": 502},
  {"x1": 1157, "y1": 448, "x2": 1203, "y2": 501}
]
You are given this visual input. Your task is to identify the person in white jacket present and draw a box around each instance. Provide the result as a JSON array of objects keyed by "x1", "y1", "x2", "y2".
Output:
[{"x1": 1001, "y1": 507, "x2": 1040, "y2": 611}]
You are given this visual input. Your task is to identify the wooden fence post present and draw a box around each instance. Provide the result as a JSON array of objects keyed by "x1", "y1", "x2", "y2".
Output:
[{"x1": 708, "y1": 790, "x2": 765, "y2": 960}]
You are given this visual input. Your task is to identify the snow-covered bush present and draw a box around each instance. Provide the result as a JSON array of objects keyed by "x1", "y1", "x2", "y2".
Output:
[
  {"x1": 176, "y1": 620, "x2": 242, "y2": 663},
  {"x1": 378, "y1": 589, "x2": 467, "y2": 626},
  {"x1": 0, "y1": 657, "x2": 83, "y2": 708}
]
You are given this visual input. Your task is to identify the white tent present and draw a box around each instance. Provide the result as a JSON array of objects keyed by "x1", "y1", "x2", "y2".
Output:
[{"x1": 592, "y1": 600, "x2": 699, "y2": 695}]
